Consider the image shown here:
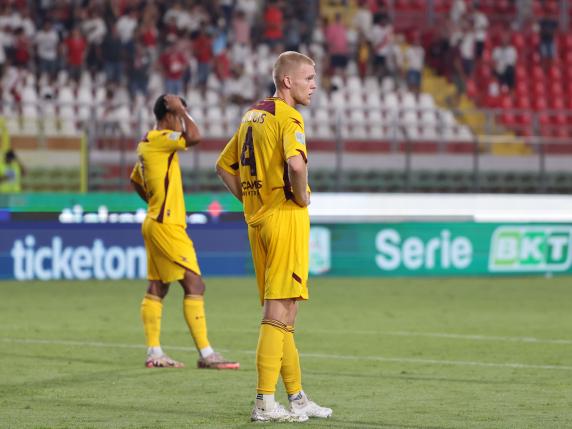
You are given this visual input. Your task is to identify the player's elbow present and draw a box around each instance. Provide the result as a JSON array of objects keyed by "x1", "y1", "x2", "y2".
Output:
[
  {"x1": 184, "y1": 131, "x2": 201, "y2": 147},
  {"x1": 287, "y1": 156, "x2": 306, "y2": 174}
]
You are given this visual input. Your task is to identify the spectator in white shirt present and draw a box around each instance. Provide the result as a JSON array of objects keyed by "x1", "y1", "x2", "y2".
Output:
[
  {"x1": 459, "y1": 18, "x2": 475, "y2": 77},
  {"x1": 405, "y1": 34, "x2": 425, "y2": 93},
  {"x1": 353, "y1": 0, "x2": 373, "y2": 38},
  {"x1": 450, "y1": 0, "x2": 467, "y2": 25},
  {"x1": 471, "y1": 5, "x2": 488, "y2": 59},
  {"x1": 492, "y1": 34, "x2": 517, "y2": 90},
  {"x1": 81, "y1": 8, "x2": 106, "y2": 75},
  {"x1": 35, "y1": 20, "x2": 59, "y2": 81},
  {"x1": 115, "y1": 8, "x2": 138, "y2": 48},
  {"x1": 370, "y1": 12, "x2": 393, "y2": 80}
]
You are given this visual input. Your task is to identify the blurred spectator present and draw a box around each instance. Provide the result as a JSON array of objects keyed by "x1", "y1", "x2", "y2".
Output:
[
  {"x1": 387, "y1": 33, "x2": 405, "y2": 82},
  {"x1": 404, "y1": 34, "x2": 425, "y2": 94},
  {"x1": 127, "y1": 41, "x2": 151, "y2": 97},
  {"x1": 448, "y1": 39, "x2": 466, "y2": 109},
  {"x1": 193, "y1": 27, "x2": 213, "y2": 89},
  {"x1": 236, "y1": 0, "x2": 258, "y2": 26},
  {"x1": 160, "y1": 39, "x2": 187, "y2": 95},
  {"x1": 325, "y1": 13, "x2": 349, "y2": 75},
  {"x1": 12, "y1": 28, "x2": 31, "y2": 69},
  {"x1": 450, "y1": 0, "x2": 467, "y2": 25},
  {"x1": 232, "y1": 9, "x2": 251, "y2": 46},
  {"x1": 115, "y1": 7, "x2": 138, "y2": 50},
  {"x1": 101, "y1": 27, "x2": 124, "y2": 84},
  {"x1": 492, "y1": 34, "x2": 517, "y2": 90},
  {"x1": 225, "y1": 64, "x2": 255, "y2": 105},
  {"x1": 164, "y1": 1, "x2": 201, "y2": 33},
  {"x1": 284, "y1": 13, "x2": 302, "y2": 52},
  {"x1": 139, "y1": 11, "x2": 159, "y2": 61},
  {"x1": 35, "y1": 20, "x2": 59, "y2": 82},
  {"x1": 219, "y1": 0, "x2": 236, "y2": 25},
  {"x1": 537, "y1": 7, "x2": 558, "y2": 67},
  {"x1": 459, "y1": 18, "x2": 475, "y2": 77},
  {"x1": 471, "y1": 4, "x2": 488, "y2": 59},
  {"x1": 353, "y1": 0, "x2": 373, "y2": 38},
  {"x1": 214, "y1": 47, "x2": 231, "y2": 88},
  {"x1": 81, "y1": 7, "x2": 106, "y2": 75},
  {"x1": 0, "y1": 149, "x2": 25, "y2": 194},
  {"x1": 0, "y1": 26, "x2": 7, "y2": 76},
  {"x1": 370, "y1": 12, "x2": 393, "y2": 80},
  {"x1": 356, "y1": 33, "x2": 370, "y2": 79},
  {"x1": 17, "y1": 8, "x2": 35, "y2": 39},
  {"x1": 63, "y1": 27, "x2": 87, "y2": 82},
  {"x1": 263, "y1": 0, "x2": 284, "y2": 47}
]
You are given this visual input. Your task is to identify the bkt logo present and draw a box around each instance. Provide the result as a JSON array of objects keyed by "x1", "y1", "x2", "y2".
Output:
[{"x1": 489, "y1": 226, "x2": 572, "y2": 272}]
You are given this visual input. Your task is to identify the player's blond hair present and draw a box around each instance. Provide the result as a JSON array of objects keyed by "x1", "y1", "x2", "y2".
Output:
[{"x1": 272, "y1": 51, "x2": 315, "y2": 88}]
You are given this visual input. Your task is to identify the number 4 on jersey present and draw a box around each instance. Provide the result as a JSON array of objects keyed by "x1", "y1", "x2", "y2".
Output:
[{"x1": 240, "y1": 126, "x2": 257, "y2": 176}]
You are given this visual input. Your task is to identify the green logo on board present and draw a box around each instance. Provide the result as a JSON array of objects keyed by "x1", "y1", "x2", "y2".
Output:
[{"x1": 489, "y1": 226, "x2": 572, "y2": 272}]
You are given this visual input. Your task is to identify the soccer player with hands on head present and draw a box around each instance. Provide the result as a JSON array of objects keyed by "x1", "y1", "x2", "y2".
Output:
[
  {"x1": 130, "y1": 93, "x2": 239, "y2": 370},
  {"x1": 216, "y1": 51, "x2": 333, "y2": 422}
]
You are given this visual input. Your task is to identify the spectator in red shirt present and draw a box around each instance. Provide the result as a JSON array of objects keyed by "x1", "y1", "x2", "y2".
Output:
[
  {"x1": 263, "y1": 0, "x2": 283, "y2": 47},
  {"x1": 64, "y1": 27, "x2": 87, "y2": 82},
  {"x1": 193, "y1": 27, "x2": 212, "y2": 89},
  {"x1": 12, "y1": 27, "x2": 31, "y2": 69},
  {"x1": 159, "y1": 38, "x2": 187, "y2": 95}
]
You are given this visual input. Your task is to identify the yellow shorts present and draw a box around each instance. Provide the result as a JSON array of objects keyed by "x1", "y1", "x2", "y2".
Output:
[
  {"x1": 248, "y1": 204, "x2": 310, "y2": 305},
  {"x1": 142, "y1": 217, "x2": 201, "y2": 283}
]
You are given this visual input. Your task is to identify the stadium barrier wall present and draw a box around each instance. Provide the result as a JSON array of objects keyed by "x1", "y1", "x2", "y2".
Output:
[{"x1": 1, "y1": 221, "x2": 570, "y2": 280}]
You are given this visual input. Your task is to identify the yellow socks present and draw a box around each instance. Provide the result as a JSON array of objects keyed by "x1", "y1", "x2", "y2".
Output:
[
  {"x1": 183, "y1": 294, "x2": 211, "y2": 353},
  {"x1": 141, "y1": 294, "x2": 162, "y2": 348},
  {"x1": 281, "y1": 326, "x2": 303, "y2": 395},
  {"x1": 256, "y1": 320, "x2": 288, "y2": 394}
]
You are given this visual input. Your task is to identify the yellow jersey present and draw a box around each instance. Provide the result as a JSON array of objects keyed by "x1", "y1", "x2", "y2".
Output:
[
  {"x1": 217, "y1": 97, "x2": 309, "y2": 226},
  {"x1": 130, "y1": 129, "x2": 187, "y2": 227}
]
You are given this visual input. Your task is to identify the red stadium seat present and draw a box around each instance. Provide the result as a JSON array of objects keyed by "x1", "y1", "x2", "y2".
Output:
[
  {"x1": 532, "y1": 82, "x2": 546, "y2": 99},
  {"x1": 532, "y1": 97, "x2": 547, "y2": 111},
  {"x1": 511, "y1": 33, "x2": 526, "y2": 51},
  {"x1": 548, "y1": 82, "x2": 563, "y2": 98},
  {"x1": 515, "y1": 96, "x2": 531, "y2": 109}
]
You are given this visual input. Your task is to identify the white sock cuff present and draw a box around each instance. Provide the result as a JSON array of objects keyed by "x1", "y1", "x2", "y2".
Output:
[
  {"x1": 147, "y1": 346, "x2": 164, "y2": 357},
  {"x1": 199, "y1": 346, "x2": 214, "y2": 358}
]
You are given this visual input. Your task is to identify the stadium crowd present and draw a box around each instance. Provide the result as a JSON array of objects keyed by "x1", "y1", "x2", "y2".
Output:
[{"x1": 0, "y1": 0, "x2": 565, "y2": 121}]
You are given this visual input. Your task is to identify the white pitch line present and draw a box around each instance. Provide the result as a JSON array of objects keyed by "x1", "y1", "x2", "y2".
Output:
[
  {"x1": 3, "y1": 337, "x2": 572, "y2": 371},
  {"x1": 222, "y1": 328, "x2": 572, "y2": 345}
]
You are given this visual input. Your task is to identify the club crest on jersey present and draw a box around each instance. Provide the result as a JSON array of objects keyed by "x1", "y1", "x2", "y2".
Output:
[
  {"x1": 169, "y1": 132, "x2": 181, "y2": 141},
  {"x1": 295, "y1": 131, "x2": 306, "y2": 145}
]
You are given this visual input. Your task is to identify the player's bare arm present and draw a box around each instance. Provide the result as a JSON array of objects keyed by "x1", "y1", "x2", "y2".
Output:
[
  {"x1": 164, "y1": 94, "x2": 201, "y2": 147},
  {"x1": 216, "y1": 165, "x2": 243, "y2": 202},
  {"x1": 131, "y1": 180, "x2": 148, "y2": 203},
  {"x1": 287, "y1": 154, "x2": 310, "y2": 207}
]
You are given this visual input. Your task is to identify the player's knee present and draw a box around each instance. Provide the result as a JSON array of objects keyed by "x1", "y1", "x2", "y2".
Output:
[
  {"x1": 147, "y1": 280, "x2": 170, "y2": 298},
  {"x1": 181, "y1": 271, "x2": 205, "y2": 295}
]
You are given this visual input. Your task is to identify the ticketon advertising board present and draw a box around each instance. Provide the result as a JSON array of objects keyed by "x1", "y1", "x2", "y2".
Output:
[{"x1": 1, "y1": 222, "x2": 570, "y2": 280}]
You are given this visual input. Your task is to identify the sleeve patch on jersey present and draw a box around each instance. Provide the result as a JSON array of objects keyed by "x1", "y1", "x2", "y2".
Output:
[
  {"x1": 169, "y1": 132, "x2": 182, "y2": 141},
  {"x1": 295, "y1": 131, "x2": 306, "y2": 145}
]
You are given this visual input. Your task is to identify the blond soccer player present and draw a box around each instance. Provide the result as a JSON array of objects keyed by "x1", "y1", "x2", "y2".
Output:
[
  {"x1": 216, "y1": 52, "x2": 333, "y2": 422},
  {"x1": 130, "y1": 94, "x2": 239, "y2": 370}
]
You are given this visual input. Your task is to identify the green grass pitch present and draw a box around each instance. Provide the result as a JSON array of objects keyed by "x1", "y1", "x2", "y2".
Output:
[{"x1": 1, "y1": 277, "x2": 571, "y2": 428}]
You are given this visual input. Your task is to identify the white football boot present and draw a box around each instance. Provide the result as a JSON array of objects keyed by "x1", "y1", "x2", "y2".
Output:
[
  {"x1": 289, "y1": 391, "x2": 333, "y2": 419},
  {"x1": 251, "y1": 397, "x2": 309, "y2": 423}
]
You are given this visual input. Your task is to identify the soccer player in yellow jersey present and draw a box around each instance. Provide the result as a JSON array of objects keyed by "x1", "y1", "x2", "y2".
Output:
[
  {"x1": 130, "y1": 94, "x2": 239, "y2": 370},
  {"x1": 216, "y1": 52, "x2": 333, "y2": 422}
]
